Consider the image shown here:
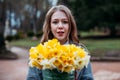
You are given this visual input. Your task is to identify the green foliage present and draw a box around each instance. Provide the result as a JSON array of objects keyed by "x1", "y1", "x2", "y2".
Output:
[
  {"x1": 35, "y1": 31, "x2": 43, "y2": 38},
  {"x1": 17, "y1": 31, "x2": 26, "y2": 39},
  {"x1": 27, "y1": 31, "x2": 43, "y2": 38},
  {"x1": 27, "y1": 31, "x2": 34, "y2": 37},
  {"x1": 5, "y1": 31, "x2": 26, "y2": 41},
  {"x1": 5, "y1": 34, "x2": 21, "y2": 41},
  {"x1": 5, "y1": 36, "x2": 13, "y2": 41},
  {"x1": 67, "y1": 0, "x2": 120, "y2": 34}
]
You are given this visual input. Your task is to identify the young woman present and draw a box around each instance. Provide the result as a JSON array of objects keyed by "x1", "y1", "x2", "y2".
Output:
[{"x1": 27, "y1": 5, "x2": 94, "y2": 80}]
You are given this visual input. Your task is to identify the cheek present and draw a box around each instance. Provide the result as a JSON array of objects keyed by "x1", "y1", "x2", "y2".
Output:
[
  {"x1": 65, "y1": 25, "x2": 69, "y2": 32},
  {"x1": 51, "y1": 25, "x2": 56, "y2": 33}
]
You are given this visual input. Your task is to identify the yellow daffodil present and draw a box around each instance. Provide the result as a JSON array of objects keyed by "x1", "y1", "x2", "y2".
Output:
[
  {"x1": 29, "y1": 59, "x2": 43, "y2": 69},
  {"x1": 62, "y1": 65, "x2": 74, "y2": 73},
  {"x1": 29, "y1": 47, "x2": 38, "y2": 59},
  {"x1": 29, "y1": 39, "x2": 90, "y2": 73},
  {"x1": 53, "y1": 58, "x2": 62, "y2": 68}
]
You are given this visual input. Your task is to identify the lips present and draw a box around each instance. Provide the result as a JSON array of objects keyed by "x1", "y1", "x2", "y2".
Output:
[{"x1": 57, "y1": 31, "x2": 64, "y2": 36}]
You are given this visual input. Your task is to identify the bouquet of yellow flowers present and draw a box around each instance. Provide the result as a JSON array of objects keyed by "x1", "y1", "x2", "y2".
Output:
[{"x1": 29, "y1": 39, "x2": 90, "y2": 80}]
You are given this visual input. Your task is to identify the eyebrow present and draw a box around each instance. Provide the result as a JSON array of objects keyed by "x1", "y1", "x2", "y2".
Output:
[{"x1": 52, "y1": 18, "x2": 68, "y2": 20}]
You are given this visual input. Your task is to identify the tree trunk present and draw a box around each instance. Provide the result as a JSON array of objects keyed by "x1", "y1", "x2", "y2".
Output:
[
  {"x1": 0, "y1": 33, "x2": 17, "y2": 59},
  {"x1": 0, "y1": 34, "x2": 6, "y2": 51},
  {"x1": 0, "y1": 0, "x2": 17, "y2": 59}
]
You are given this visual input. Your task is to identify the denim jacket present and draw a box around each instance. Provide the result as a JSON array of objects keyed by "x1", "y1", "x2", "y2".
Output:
[{"x1": 27, "y1": 42, "x2": 94, "y2": 80}]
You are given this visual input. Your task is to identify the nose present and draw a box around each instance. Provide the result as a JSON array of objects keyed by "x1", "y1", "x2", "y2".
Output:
[{"x1": 58, "y1": 22, "x2": 63, "y2": 29}]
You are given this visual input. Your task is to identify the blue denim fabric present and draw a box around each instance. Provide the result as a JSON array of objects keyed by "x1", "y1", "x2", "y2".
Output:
[
  {"x1": 27, "y1": 67, "x2": 43, "y2": 80},
  {"x1": 76, "y1": 63, "x2": 94, "y2": 80},
  {"x1": 26, "y1": 62, "x2": 94, "y2": 80}
]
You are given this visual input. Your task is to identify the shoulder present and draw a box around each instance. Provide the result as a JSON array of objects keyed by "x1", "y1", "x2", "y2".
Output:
[
  {"x1": 78, "y1": 43, "x2": 88, "y2": 51},
  {"x1": 79, "y1": 43, "x2": 89, "y2": 52},
  {"x1": 70, "y1": 40, "x2": 90, "y2": 54}
]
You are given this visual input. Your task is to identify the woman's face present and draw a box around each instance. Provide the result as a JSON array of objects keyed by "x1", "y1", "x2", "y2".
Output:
[{"x1": 50, "y1": 10, "x2": 69, "y2": 44}]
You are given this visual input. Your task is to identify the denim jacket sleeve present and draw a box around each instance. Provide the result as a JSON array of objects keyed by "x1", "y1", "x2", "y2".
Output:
[
  {"x1": 76, "y1": 43, "x2": 94, "y2": 80},
  {"x1": 26, "y1": 67, "x2": 43, "y2": 80},
  {"x1": 77, "y1": 62, "x2": 94, "y2": 80}
]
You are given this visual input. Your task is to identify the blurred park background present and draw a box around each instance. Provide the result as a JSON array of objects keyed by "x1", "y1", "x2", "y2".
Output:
[{"x1": 0, "y1": 0, "x2": 120, "y2": 80}]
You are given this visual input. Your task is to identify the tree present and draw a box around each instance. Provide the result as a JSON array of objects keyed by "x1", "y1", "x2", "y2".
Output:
[
  {"x1": 0, "y1": 0, "x2": 17, "y2": 59},
  {"x1": 67, "y1": 0, "x2": 120, "y2": 36},
  {"x1": 0, "y1": 0, "x2": 54, "y2": 59}
]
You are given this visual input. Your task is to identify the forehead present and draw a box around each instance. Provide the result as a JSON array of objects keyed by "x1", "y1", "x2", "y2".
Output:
[{"x1": 51, "y1": 10, "x2": 68, "y2": 19}]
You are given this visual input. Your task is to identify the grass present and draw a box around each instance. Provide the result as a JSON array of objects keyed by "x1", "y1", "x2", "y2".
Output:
[
  {"x1": 80, "y1": 31, "x2": 104, "y2": 37},
  {"x1": 9, "y1": 38, "x2": 120, "y2": 57},
  {"x1": 81, "y1": 39, "x2": 120, "y2": 50},
  {"x1": 9, "y1": 38, "x2": 40, "y2": 49},
  {"x1": 81, "y1": 39, "x2": 120, "y2": 57}
]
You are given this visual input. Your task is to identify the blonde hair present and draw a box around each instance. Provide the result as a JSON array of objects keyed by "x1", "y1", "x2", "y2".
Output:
[{"x1": 40, "y1": 5, "x2": 79, "y2": 44}]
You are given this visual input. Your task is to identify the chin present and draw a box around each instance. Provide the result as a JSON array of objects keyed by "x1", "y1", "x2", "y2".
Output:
[{"x1": 57, "y1": 37, "x2": 65, "y2": 40}]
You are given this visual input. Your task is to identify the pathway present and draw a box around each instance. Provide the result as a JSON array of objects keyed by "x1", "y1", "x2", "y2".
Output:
[{"x1": 0, "y1": 47, "x2": 120, "y2": 80}]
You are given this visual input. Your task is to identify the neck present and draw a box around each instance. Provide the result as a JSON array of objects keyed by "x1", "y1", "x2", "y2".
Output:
[{"x1": 59, "y1": 39, "x2": 69, "y2": 45}]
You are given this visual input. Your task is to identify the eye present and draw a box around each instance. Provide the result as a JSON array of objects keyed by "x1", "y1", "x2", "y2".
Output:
[
  {"x1": 52, "y1": 21, "x2": 58, "y2": 24},
  {"x1": 63, "y1": 20, "x2": 68, "y2": 24}
]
